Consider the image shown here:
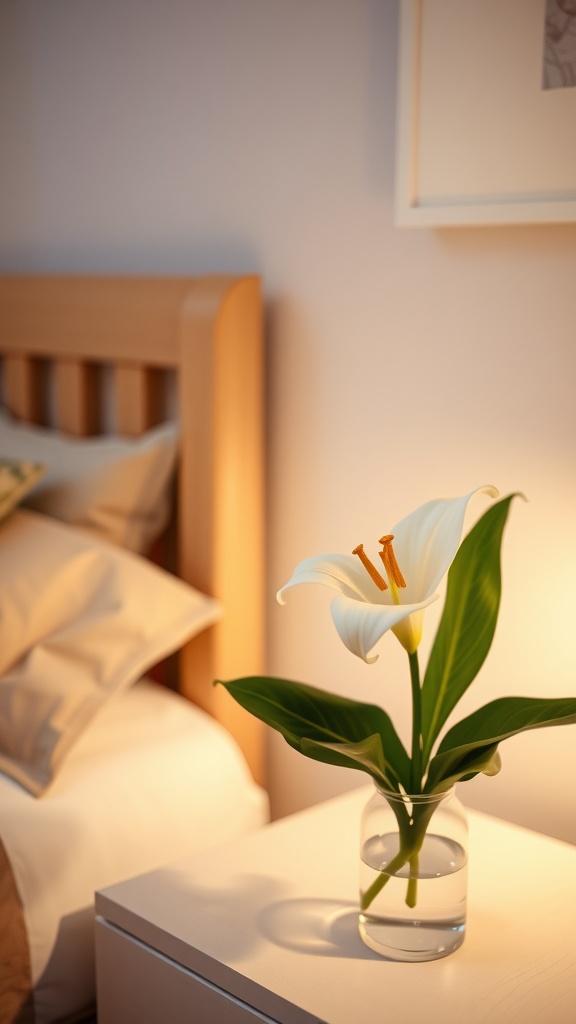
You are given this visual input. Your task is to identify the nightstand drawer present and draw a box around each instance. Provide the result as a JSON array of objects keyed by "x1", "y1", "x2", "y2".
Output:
[{"x1": 96, "y1": 919, "x2": 279, "y2": 1024}]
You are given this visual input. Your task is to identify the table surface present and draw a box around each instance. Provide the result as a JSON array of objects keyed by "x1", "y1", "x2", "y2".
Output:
[{"x1": 96, "y1": 786, "x2": 576, "y2": 1024}]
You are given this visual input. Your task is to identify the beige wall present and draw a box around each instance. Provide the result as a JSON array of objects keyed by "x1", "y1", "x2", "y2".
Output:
[{"x1": 1, "y1": 0, "x2": 575, "y2": 841}]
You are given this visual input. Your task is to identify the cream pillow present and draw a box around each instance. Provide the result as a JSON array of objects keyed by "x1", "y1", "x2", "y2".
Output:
[
  {"x1": 0, "y1": 457, "x2": 45, "y2": 521},
  {"x1": 0, "y1": 409, "x2": 178, "y2": 552},
  {"x1": 0, "y1": 510, "x2": 222, "y2": 795}
]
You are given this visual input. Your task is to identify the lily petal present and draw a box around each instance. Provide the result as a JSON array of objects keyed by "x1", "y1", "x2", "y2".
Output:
[
  {"x1": 391, "y1": 485, "x2": 499, "y2": 604},
  {"x1": 277, "y1": 553, "x2": 384, "y2": 605},
  {"x1": 276, "y1": 485, "x2": 499, "y2": 660},
  {"x1": 331, "y1": 593, "x2": 439, "y2": 663}
]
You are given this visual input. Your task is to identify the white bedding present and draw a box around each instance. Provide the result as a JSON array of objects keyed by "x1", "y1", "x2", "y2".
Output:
[{"x1": 0, "y1": 679, "x2": 269, "y2": 1024}]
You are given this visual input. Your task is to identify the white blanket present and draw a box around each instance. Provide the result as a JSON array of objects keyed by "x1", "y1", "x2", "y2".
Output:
[{"x1": 0, "y1": 680, "x2": 269, "y2": 1024}]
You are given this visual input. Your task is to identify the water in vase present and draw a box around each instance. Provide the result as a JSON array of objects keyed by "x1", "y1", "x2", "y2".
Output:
[{"x1": 359, "y1": 831, "x2": 467, "y2": 961}]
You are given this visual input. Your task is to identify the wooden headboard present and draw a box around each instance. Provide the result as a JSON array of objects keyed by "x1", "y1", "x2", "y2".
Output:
[{"x1": 0, "y1": 274, "x2": 265, "y2": 785}]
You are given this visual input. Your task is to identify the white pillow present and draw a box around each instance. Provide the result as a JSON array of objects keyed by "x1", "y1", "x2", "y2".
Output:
[
  {"x1": 0, "y1": 408, "x2": 178, "y2": 552},
  {"x1": 0, "y1": 510, "x2": 222, "y2": 795}
]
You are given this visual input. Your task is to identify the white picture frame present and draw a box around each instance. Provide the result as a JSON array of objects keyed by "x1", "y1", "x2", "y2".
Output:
[{"x1": 395, "y1": 0, "x2": 576, "y2": 227}]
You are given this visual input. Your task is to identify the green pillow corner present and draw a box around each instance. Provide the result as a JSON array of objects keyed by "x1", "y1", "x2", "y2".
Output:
[{"x1": 0, "y1": 458, "x2": 46, "y2": 523}]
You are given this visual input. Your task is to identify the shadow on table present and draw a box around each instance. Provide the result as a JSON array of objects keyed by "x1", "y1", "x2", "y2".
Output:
[
  {"x1": 257, "y1": 898, "x2": 379, "y2": 960},
  {"x1": 153, "y1": 864, "x2": 378, "y2": 962}
]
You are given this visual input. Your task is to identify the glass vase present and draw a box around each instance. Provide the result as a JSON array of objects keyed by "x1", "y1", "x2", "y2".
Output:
[{"x1": 359, "y1": 783, "x2": 468, "y2": 962}]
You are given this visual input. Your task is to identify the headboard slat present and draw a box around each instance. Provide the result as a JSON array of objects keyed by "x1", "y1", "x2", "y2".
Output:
[
  {"x1": 54, "y1": 360, "x2": 100, "y2": 436},
  {"x1": 3, "y1": 355, "x2": 44, "y2": 423},
  {"x1": 114, "y1": 365, "x2": 165, "y2": 435}
]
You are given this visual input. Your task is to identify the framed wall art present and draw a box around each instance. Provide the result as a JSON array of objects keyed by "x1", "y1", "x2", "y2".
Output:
[{"x1": 395, "y1": 0, "x2": 576, "y2": 226}]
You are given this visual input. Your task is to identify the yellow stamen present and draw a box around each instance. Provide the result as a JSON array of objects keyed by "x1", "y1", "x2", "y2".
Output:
[
  {"x1": 379, "y1": 535, "x2": 407, "y2": 590},
  {"x1": 352, "y1": 544, "x2": 388, "y2": 591}
]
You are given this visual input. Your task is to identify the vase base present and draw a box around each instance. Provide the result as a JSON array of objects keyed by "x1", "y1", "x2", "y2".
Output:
[{"x1": 358, "y1": 915, "x2": 465, "y2": 962}]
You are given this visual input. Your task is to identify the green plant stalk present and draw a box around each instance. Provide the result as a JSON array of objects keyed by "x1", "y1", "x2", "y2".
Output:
[
  {"x1": 362, "y1": 650, "x2": 429, "y2": 911},
  {"x1": 360, "y1": 797, "x2": 441, "y2": 911},
  {"x1": 406, "y1": 853, "x2": 419, "y2": 909},
  {"x1": 409, "y1": 650, "x2": 422, "y2": 793},
  {"x1": 408, "y1": 649, "x2": 423, "y2": 905}
]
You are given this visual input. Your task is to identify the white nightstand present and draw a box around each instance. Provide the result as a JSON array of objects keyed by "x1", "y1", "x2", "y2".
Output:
[{"x1": 95, "y1": 787, "x2": 576, "y2": 1024}]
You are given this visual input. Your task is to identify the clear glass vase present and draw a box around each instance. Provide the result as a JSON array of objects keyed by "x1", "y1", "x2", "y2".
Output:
[{"x1": 359, "y1": 784, "x2": 468, "y2": 962}]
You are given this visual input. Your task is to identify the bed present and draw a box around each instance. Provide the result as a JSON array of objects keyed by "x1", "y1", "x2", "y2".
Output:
[{"x1": 0, "y1": 275, "x2": 269, "y2": 1024}]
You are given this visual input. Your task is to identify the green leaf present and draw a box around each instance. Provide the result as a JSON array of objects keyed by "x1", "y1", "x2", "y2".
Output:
[
  {"x1": 300, "y1": 734, "x2": 396, "y2": 789},
  {"x1": 421, "y1": 494, "x2": 518, "y2": 764},
  {"x1": 425, "y1": 743, "x2": 502, "y2": 794},
  {"x1": 217, "y1": 676, "x2": 411, "y2": 791},
  {"x1": 426, "y1": 696, "x2": 576, "y2": 793}
]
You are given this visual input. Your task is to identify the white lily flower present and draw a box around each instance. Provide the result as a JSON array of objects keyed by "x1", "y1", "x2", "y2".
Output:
[{"x1": 277, "y1": 486, "x2": 499, "y2": 661}]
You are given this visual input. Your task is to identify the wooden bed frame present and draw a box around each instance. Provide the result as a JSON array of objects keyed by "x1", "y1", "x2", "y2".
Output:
[{"x1": 0, "y1": 274, "x2": 265, "y2": 786}]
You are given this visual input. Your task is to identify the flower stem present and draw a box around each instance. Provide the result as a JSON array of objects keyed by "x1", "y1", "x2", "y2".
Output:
[
  {"x1": 406, "y1": 853, "x2": 419, "y2": 909},
  {"x1": 361, "y1": 800, "x2": 439, "y2": 912},
  {"x1": 408, "y1": 650, "x2": 422, "y2": 792},
  {"x1": 360, "y1": 846, "x2": 410, "y2": 910},
  {"x1": 361, "y1": 650, "x2": 432, "y2": 914}
]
